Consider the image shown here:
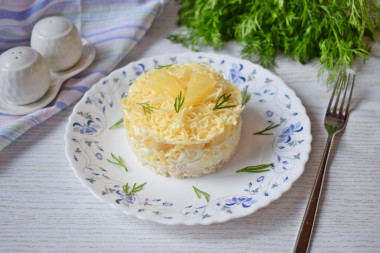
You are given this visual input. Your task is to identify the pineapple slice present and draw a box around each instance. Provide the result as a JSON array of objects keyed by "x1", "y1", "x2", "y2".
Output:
[
  {"x1": 183, "y1": 72, "x2": 215, "y2": 107},
  {"x1": 147, "y1": 69, "x2": 183, "y2": 98}
]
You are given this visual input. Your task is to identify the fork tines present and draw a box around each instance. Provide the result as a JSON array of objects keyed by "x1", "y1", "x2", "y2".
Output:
[{"x1": 327, "y1": 71, "x2": 355, "y2": 118}]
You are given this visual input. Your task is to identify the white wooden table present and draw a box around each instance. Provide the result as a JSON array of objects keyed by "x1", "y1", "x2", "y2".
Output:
[{"x1": 1, "y1": 2, "x2": 380, "y2": 252}]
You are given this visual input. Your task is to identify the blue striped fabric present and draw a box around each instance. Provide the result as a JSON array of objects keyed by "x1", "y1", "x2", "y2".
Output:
[{"x1": 0, "y1": 0, "x2": 167, "y2": 150}]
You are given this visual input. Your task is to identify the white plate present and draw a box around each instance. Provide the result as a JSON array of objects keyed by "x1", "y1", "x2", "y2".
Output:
[{"x1": 64, "y1": 53, "x2": 312, "y2": 225}]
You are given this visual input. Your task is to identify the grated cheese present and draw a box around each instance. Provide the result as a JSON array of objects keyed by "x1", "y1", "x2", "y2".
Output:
[{"x1": 121, "y1": 62, "x2": 243, "y2": 145}]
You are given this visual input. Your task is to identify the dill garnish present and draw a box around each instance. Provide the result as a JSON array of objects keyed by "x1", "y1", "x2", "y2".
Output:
[
  {"x1": 137, "y1": 101, "x2": 156, "y2": 115},
  {"x1": 123, "y1": 182, "x2": 147, "y2": 196},
  {"x1": 109, "y1": 118, "x2": 123, "y2": 130},
  {"x1": 192, "y1": 186, "x2": 210, "y2": 202},
  {"x1": 241, "y1": 88, "x2": 251, "y2": 106},
  {"x1": 174, "y1": 91, "x2": 185, "y2": 113},
  {"x1": 236, "y1": 163, "x2": 273, "y2": 173},
  {"x1": 253, "y1": 123, "x2": 280, "y2": 135},
  {"x1": 156, "y1": 64, "x2": 174, "y2": 69},
  {"x1": 213, "y1": 93, "x2": 236, "y2": 110},
  {"x1": 107, "y1": 153, "x2": 128, "y2": 172}
]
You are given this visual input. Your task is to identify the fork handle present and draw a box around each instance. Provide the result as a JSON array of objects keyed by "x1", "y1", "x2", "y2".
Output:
[{"x1": 293, "y1": 134, "x2": 334, "y2": 253}]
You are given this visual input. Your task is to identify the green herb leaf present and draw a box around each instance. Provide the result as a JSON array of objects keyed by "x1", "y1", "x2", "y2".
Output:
[
  {"x1": 123, "y1": 182, "x2": 147, "y2": 196},
  {"x1": 236, "y1": 163, "x2": 273, "y2": 173},
  {"x1": 192, "y1": 185, "x2": 210, "y2": 202},
  {"x1": 241, "y1": 88, "x2": 251, "y2": 106},
  {"x1": 253, "y1": 123, "x2": 280, "y2": 135},
  {"x1": 169, "y1": 0, "x2": 380, "y2": 86},
  {"x1": 213, "y1": 93, "x2": 237, "y2": 110},
  {"x1": 137, "y1": 101, "x2": 156, "y2": 115},
  {"x1": 174, "y1": 91, "x2": 185, "y2": 113},
  {"x1": 107, "y1": 153, "x2": 128, "y2": 172},
  {"x1": 109, "y1": 118, "x2": 123, "y2": 130},
  {"x1": 156, "y1": 64, "x2": 174, "y2": 69}
]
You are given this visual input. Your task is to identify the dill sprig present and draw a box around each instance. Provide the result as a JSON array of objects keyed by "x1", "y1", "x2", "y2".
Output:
[
  {"x1": 174, "y1": 91, "x2": 185, "y2": 113},
  {"x1": 107, "y1": 153, "x2": 128, "y2": 172},
  {"x1": 241, "y1": 88, "x2": 251, "y2": 106},
  {"x1": 156, "y1": 64, "x2": 174, "y2": 69},
  {"x1": 169, "y1": 0, "x2": 380, "y2": 85},
  {"x1": 192, "y1": 186, "x2": 210, "y2": 202},
  {"x1": 213, "y1": 93, "x2": 236, "y2": 110},
  {"x1": 137, "y1": 101, "x2": 156, "y2": 115},
  {"x1": 123, "y1": 182, "x2": 147, "y2": 196},
  {"x1": 236, "y1": 163, "x2": 273, "y2": 173},
  {"x1": 253, "y1": 123, "x2": 280, "y2": 136},
  {"x1": 109, "y1": 118, "x2": 123, "y2": 130}
]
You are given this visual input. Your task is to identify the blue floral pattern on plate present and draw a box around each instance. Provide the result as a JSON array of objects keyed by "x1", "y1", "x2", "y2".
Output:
[{"x1": 65, "y1": 53, "x2": 312, "y2": 225}]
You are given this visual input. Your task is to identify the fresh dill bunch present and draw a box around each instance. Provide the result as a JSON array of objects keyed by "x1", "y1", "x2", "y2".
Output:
[
  {"x1": 169, "y1": 0, "x2": 380, "y2": 85},
  {"x1": 168, "y1": 0, "x2": 245, "y2": 50}
]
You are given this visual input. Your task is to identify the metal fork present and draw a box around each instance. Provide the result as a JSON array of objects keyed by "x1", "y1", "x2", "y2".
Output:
[{"x1": 293, "y1": 72, "x2": 355, "y2": 253}]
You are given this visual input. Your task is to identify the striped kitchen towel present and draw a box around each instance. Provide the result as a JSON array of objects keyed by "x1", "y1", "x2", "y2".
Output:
[{"x1": 0, "y1": 0, "x2": 168, "y2": 150}]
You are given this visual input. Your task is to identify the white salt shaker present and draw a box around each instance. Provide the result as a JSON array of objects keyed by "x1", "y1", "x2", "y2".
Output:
[
  {"x1": 0, "y1": 46, "x2": 51, "y2": 105},
  {"x1": 31, "y1": 16, "x2": 83, "y2": 72}
]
